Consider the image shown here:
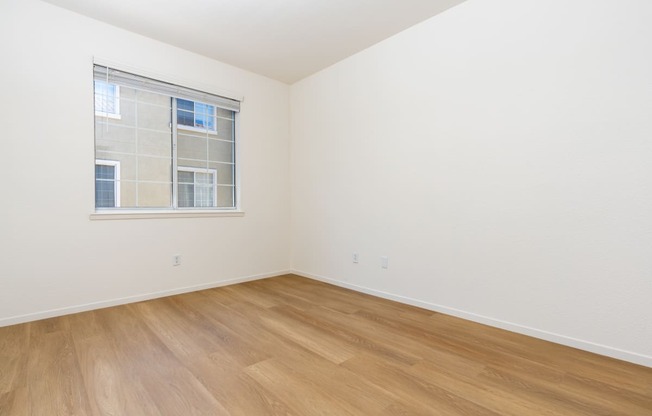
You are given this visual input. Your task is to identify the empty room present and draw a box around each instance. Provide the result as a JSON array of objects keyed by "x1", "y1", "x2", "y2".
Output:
[{"x1": 1, "y1": 0, "x2": 651, "y2": 414}]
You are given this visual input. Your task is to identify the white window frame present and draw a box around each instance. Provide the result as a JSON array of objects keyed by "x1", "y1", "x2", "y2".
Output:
[
  {"x1": 176, "y1": 99, "x2": 217, "y2": 133},
  {"x1": 94, "y1": 80, "x2": 121, "y2": 119},
  {"x1": 177, "y1": 166, "x2": 218, "y2": 208},
  {"x1": 91, "y1": 62, "x2": 242, "y2": 219},
  {"x1": 95, "y1": 159, "x2": 121, "y2": 208}
]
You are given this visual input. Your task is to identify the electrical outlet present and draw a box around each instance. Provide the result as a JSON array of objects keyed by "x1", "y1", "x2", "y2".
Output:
[
  {"x1": 352, "y1": 252, "x2": 359, "y2": 263},
  {"x1": 173, "y1": 254, "x2": 181, "y2": 266},
  {"x1": 381, "y1": 256, "x2": 388, "y2": 269}
]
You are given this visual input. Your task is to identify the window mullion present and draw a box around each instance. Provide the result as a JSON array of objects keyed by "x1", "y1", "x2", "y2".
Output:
[{"x1": 172, "y1": 98, "x2": 179, "y2": 209}]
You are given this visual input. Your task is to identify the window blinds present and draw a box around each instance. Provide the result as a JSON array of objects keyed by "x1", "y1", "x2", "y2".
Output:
[{"x1": 93, "y1": 64, "x2": 240, "y2": 112}]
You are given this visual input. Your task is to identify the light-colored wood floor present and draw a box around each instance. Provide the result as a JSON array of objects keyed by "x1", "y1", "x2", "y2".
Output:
[{"x1": 1, "y1": 275, "x2": 650, "y2": 415}]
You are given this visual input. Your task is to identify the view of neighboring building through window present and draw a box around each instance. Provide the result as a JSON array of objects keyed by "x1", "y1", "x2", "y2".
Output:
[
  {"x1": 94, "y1": 80, "x2": 120, "y2": 118},
  {"x1": 177, "y1": 99, "x2": 216, "y2": 132},
  {"x1": 95, "y1": 160, "x2": 120, "y2": 207},
  {"x1": 178, "y1": 167, "x2": 217, "y2": 207},
  {"x1": 93, "y1": 65, "x2": 239, "y2": 210}
]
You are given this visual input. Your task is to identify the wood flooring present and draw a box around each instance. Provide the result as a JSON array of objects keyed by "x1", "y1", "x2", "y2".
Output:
[{"x1": 1, "y1": 274, "x2": 650, "y2": 415}]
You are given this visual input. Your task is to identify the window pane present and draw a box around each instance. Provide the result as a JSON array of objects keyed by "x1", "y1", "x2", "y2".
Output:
[
  {"x1": 195, "y1": 172, "x2": 213, "y2": 184},
  {"x1": 105, "y1": 84, "x2": 117, "y2": 113},
  {"x1": 137, "y1": 182, "x2": 172, "y2": 208},
  {"x1": 177, "y1": 134, "x2": 208, "y2": 161},
  {"x1": 205, "y1": 105, "x2": 216, "y2": 131},
  {"x1": 178, "y1": 183, "x2": 194, "y2": 207},
  {"x1": 94, "y1": 81, "x2": 118, "y2": 115},
  {"x1": 216, "y1": 186, "x2": 234, "y2": 208},
  {"x1": 194, "y1": 102, "x2": 215, "y2": 131},
  {"x1": 176, "y1": 99, "x2": 216, "y2": 131},
  {"x1": 94, "y1": 81, "x2": 106, "y2": 111},
  {"x1": 95, "y1": 164, "x2": 115, "y2": 180},
  {"x1": 216, "y1": 113, "x2": 234, "y2": 139},
  {"x1": 195, "y1": 184, "x2": 213, "y2": 207},
  {"x1": 177, "y1": 99, "x2": 194, "y2": 111},
  {"x1": 195, "y1": 171, "x2": 214, "y2": 207},
  {"x1": 177, "y1": 99, "x2": 194, "y2": 127},
  {"x1": 177, "y1": 109, "x2": 194, "y2": 127},
  {"x1": 178, "y1": 171, "x2": 194, "y2": 184},
  {"x1": 209, "y1": 139, "x2": 234, "y2": 163},
  {"x1": 95, "y1": 86, "x2": 172, "y2": 208},
  {"x1": 214, "y1": 163, "x2": 234, "y2": 185},
  {"x1": 95, "y1": 165, "x2": 115, "y2": 208},
  {"x1": 95, "y1": 181, "x2": 115, "y2": 207},
  {"x1": 177, "y1": 169, "x2": 215, "y2": 207}
]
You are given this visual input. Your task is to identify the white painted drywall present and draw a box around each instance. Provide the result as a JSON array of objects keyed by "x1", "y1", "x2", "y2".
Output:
[
  {"x1": 0, "y1": 0, "x2": 291, "y2": 324},
  {"x1": 290, "y1": 0, "x2": 652, "y2": 366}
]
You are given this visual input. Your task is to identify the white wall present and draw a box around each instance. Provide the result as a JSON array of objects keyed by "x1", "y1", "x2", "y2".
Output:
[
  {"x1": 0, "y1": 0, "x2": 291, "y2": 324},
  {"x1": 290, "y1": 0, "x2": 652, "y2": 366}
]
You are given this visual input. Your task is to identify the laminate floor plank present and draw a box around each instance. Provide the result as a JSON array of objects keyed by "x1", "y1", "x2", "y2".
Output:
[
  {"x1": 181, "y1": 290, "x2": 316, "y2": 363},
  {"x1": 341, "y1": 354, "x2": 502, "y2": 416},
  {"x1": 185, "y1": 355, "x2": 295, "y2": 416},
  {"x1": 477, "y1": 365, "x2": 628, "y2": 416},
  {"x1": 259, "y1": 335, "x2": 397, "y2": 415},
  {"x1": 245, "y1": 358, "x2": 362, "y2": 416},
  {"x1": 0, "y1": 324, "x2": 29, "y2": 396},
  {"x1": 257, "y1": 308, "x2": 356, "y2": 365},
  {"x1": 0, "y1": 274, "x2": 650, "y2": 415},
  {"x1": 243, "y1": 279, "x2": 323, "y2": 311},
  {"x1": 26, "y1": 330, "x2": 91, "y2": 416},
  {"x1": 304, "y1": 302, "x2": 469, "y2": 364},
  {"x1": 271, "y1": 304, "x2": 422, "y2": 366},
  {"x1": 72, "y1": 333, "x2": 161, "y2": 416},
  {"x1": 0, "y1": 388, "x2": 28, "y2": 416},
  {"x1": 407, "y1": 359, "x2": 562, "y2": 416},
  {"x1": 258, "y1": 277, "x2": 362, "y2": 314}
]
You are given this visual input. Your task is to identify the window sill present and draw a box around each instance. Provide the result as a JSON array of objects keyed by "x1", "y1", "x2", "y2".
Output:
[{"x1": 90, "y1": 210, "x2": 245, "y2": 220}]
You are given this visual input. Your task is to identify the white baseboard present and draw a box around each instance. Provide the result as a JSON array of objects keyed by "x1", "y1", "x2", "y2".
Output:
[
  {"x1": 0, "y1": 270, "x2": 290, "y2": 328},
  {"x1": 292, "y1": 270, "x2": 652, "y2": 369}
]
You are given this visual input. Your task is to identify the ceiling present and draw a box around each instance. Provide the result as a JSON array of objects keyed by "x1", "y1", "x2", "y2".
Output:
[{"x1": 41, "y1": 0, "x2": 466, "y2": 84}]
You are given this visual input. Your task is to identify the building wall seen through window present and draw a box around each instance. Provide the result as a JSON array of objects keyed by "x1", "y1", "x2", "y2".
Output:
[{"x1": 94, "y1": 71, "x2": 237, "y2": 210}]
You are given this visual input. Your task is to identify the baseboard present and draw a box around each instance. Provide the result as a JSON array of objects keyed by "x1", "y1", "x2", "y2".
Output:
[
  {"x1": 0, "y1": 269, "x2": 291, "y2": 328},
  {"x1": 292, "y1": 270, "x2": 652, "y2": 369}
]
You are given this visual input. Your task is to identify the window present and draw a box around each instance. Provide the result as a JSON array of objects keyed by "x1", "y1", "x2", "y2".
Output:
[
  {"x1": 177, "y1": 99, "x2": 216, "y2": 132},
  {"x1": 178, "y1": 167, "x2": 217, "y2": 207},
  {"x1": 94, "y1": 80, "x2": 120, "y2": 118},
  {"x1": 93, "y1": 64, "x2": 239, "y2": 211},
  {"x1": 95, "y1": 160, "x2": 120, "y2": 208}
]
